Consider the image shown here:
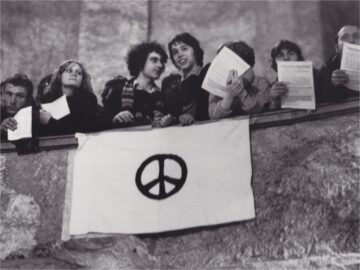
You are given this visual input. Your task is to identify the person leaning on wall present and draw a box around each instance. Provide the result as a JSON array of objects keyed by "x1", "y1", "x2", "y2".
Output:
[
  {"x1": 268, "y1": 40, "x2": 321, "y2": 109},
  {"x1": 164, "y1": 32, "x2": 210, "y2": 126},
  {"x1": 208, "y1": 41, "x2": 275, "y2": 120},
  {"x1": 0, "y1": 73, "x2": 40, "y2": 153},
  {"x1": 37, "y1": 60, "x2": 98, "y2": 136},
  {"x1": 98, "y1": 41, "x2": 172, "y2": 130},
  {"x1": 317, "y1": 25, "x2": 360, "y2": 103}
]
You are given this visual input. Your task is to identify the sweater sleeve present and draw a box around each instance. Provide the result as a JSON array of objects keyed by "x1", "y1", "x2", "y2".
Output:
[
  {"x1": 208, "y1": 94, "x2": 233, "y2": 120},
  {"x1": 238, "y1": 77, "x2": 270, "y2": 114}
]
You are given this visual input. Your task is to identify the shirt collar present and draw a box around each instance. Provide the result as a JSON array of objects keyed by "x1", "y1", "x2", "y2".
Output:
[
  {"x1": 133, "y1": 79, "x2": 160, "y2": 93},
  {"x1": 182, "y1": 65, "x2": 202, "y2": 80}
]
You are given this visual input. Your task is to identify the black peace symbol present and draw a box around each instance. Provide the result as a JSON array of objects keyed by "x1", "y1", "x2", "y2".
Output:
[{"x1": 135, "y1": 154, "x2": 187, "y2": 200}]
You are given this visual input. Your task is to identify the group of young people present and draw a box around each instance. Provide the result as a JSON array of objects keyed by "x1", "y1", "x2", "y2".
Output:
[{"x1": 1, "y1": 25, "x2": 359, "y2": 141}]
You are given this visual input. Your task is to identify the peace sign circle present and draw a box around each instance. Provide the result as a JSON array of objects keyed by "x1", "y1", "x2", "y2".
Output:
[{"x1": 135, "y1": 154, "x2": 187, "y2": 200}]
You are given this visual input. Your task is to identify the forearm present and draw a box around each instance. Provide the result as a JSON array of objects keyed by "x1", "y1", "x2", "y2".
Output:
[{"x1": 208, "y1": 95, "x2": 233, "y2": 120}]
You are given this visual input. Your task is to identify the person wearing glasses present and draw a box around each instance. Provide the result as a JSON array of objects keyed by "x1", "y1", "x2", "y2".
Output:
[{"x1": 37, "y1": 60, "x2": 98, "y2": 135}]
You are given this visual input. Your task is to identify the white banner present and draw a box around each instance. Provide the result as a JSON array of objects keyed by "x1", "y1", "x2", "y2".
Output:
[{"x1": 68, "y1": 118, "x2": 254, "y2": 235}]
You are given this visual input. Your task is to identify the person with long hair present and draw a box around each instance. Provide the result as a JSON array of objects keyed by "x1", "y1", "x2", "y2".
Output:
[
  {"x1": 38, "y1": 60, "x2": 98, "y2": 135},
  {"x1": 164, "y1": 32, "x2": 209, "y2": 125}
]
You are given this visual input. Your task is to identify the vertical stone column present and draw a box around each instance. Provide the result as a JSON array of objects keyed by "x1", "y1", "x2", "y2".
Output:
[{"x1": 0, "y1": 1, "x2": 81, "y2": 92}]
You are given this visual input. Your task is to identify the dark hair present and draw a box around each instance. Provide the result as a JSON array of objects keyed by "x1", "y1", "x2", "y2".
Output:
[
  {"x1": 101, "y1": 75, "x2": 127, "y2": 105},
  {"x1": 1, "y1": 73, "x2": 33, "y2": 98},
  {"x1": 168, "y1": 32, "x2": 204, "y2": 68},
  {"x1": 36, "y1": 73, "x2": 52, "y2": 101},
  {"x1": 270, "y1": 40, "x2": 304, "y2": 71},
  {"x1": 218, "y1": 41, "x2": 255, "y2": 67},
  {"x1": 161, "y1": 73, "x2": 181, "y2": 92},
  {"x1": 41, "y1": 60, "x2": 93, "y2": 102},
  {"x1": 126, "y1": 41, "x2": 168, "y2": 77}
]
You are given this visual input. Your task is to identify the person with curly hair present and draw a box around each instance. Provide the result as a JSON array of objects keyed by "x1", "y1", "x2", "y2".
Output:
[
  {"x1": 164, "y1": 32, "x2": 209, "y2": 126},
  {"x1": 37, "y1": 59, "x2": 98, "y2": 135},
  {"x1": 99, "y1": 41, "x2": 171, "y2": 129}
]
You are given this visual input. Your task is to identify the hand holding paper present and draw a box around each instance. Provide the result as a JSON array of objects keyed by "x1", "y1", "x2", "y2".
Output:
[
  {"x1": 225, "y1": 70, "x2": 245, "y2": 97},
  {"x1": 277, "y1": 61, "x2": 316, "y2": 110},
  {"x1": 41, "y1": 95, "x2": 70, "y2": 120},
  {"x1": 7, "y1": 106, "x2": 32, "y2": 141},
  {"x1": 202, "y1": 47, "x2": 250, "y2": 97},
  {"x1": 340, "y1": 42, "x2": 360, "y2": 91}
]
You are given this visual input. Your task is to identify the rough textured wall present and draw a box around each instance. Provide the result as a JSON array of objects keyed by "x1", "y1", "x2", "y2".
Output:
[
  {"x1": 1, "y1": 112, "x2": 359, "y2": 268},
  {"x1": 0, "y1": 0, "x2": 359, "y2": 101},
  {"x1": 151, "y1": 0, "x2": 324, "y2": 82},
  {"x1": 319, "y1": 0, "x2": 360, "y2": 62},
  {"x1": 0, "y1": 1, "x2": 81, "y2": 88},
  {"x1": 77, "y1": 1, "x2": 148, "y2": 101}
]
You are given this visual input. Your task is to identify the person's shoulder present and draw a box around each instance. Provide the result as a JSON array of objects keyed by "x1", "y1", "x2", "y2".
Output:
[{"x1": 200, "y1": 63, "x2": 211, "y2": 77}]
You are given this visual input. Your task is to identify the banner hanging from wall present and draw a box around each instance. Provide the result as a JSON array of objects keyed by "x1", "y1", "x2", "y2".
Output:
[{"x1": 67, "y1": 118, "x2": 254, "y2": 236}]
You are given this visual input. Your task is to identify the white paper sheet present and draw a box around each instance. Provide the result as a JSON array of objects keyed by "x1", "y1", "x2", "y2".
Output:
[
  {"x1": 201, "y1": 47, "x2": 250, "y2": 97},
  {"x1": 7, "y1": 106, "x2": 32, "y2": 141},
  {"x1": 340, "y1": 42, "x2": 360, "y2": 91},
  {"x1": 67, "y1": 118, "x2": 254, "y2": 236},
  {"x1": 41, "y1": 95, "x2": 70, "y2": 120},
  {"x1": 278, "y1": 61, "x2": 316, "y2": 110}
]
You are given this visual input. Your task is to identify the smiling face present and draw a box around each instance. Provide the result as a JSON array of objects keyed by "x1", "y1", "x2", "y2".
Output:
[
  {"x1": 61, "y1": 63, "x2": 83, "y2": 88},
  {"x1": 3, "y1": 83, "x2": 29, "y2": 116},
  {"x1": 140, "y1": 51, "x2": 165, "y2": 80},
  {"x1": 275, "y1": 48, "x2": 299, "y2": 62},
  {"x1": 336, "y1": 26, "x2": 360, "y2": 54},
  {"x1": 170, "y1": 41, "x2": 198, "y2": 73}
]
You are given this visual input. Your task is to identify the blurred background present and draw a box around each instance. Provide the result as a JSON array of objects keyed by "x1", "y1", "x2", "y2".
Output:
[{"x1": 1, "y1": 0, "x2": 359, "y2": 103}]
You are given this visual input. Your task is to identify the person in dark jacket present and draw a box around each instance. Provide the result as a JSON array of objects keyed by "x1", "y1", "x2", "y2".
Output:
[
  {"x1": 317, "y1": 25, "x2": 360, "y2": 102},
  {"x1": 1, "y1": 73, "x2": 39, "y2": 140},
  {"x1": 1, "y1": 73, "x2": 40, "y2": 153},
  {"x1": 98, "y1": 42, "x2": 172, "y2": 130},
  {"x1": 37, "y1": 60, "x2": 98, "y2": 136},
  {"x1": 268, "y1": 39, "x2": 321, "y2": 108},
  {"x1": 165, "y1": 32, "x2": 209, "y2": 125}
]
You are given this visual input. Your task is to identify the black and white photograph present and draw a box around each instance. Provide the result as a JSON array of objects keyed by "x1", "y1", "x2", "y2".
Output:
[{"x1": 0, "y1": 0, "x2": 359, "y2": 269}]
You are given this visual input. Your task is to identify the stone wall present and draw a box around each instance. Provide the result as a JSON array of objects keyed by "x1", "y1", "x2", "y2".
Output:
[
  {"x1": 1, "y1": 0, "x2": 359, "y2": 101},
  {"x1": 0, "y1": 111, "x2": 359, "y2": 268}
]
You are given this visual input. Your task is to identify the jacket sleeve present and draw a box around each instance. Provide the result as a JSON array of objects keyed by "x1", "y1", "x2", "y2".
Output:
[
  {"x1": 40, "y1": 93, "x2": 98, "y2": 135},
  {"x1": 208, "y1": 94, "x2": 233, "y2": 120},
  {"x1": 238, "y1": 77, "x2": 271, "y2": 114}
]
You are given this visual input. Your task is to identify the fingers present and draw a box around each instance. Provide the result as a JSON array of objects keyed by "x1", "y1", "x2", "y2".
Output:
[
  {"x1": 226, "y1": 70, "x2": 238, "y2": 86},
  {"x1": 179, "y1": 114, "x2": 195, "y2": 126},
  {"x1": 159, "y1": 114, "x2": 172, "y2": 127},
  {"x1": 1, "y1": 117, "x2": 17, "y2": 131},
  {"x1": 270, "y1": 82, "x2": 288, "y2": 97},
  {"x1": 113, "y1": 111, "x2": 134, "y2": 124},
  {"x1": 39, "y1": 109, "x2": 52, "y2": 124},
  {"x1": 331, "y1": 70, "x2": 348, "y2": 86}
]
